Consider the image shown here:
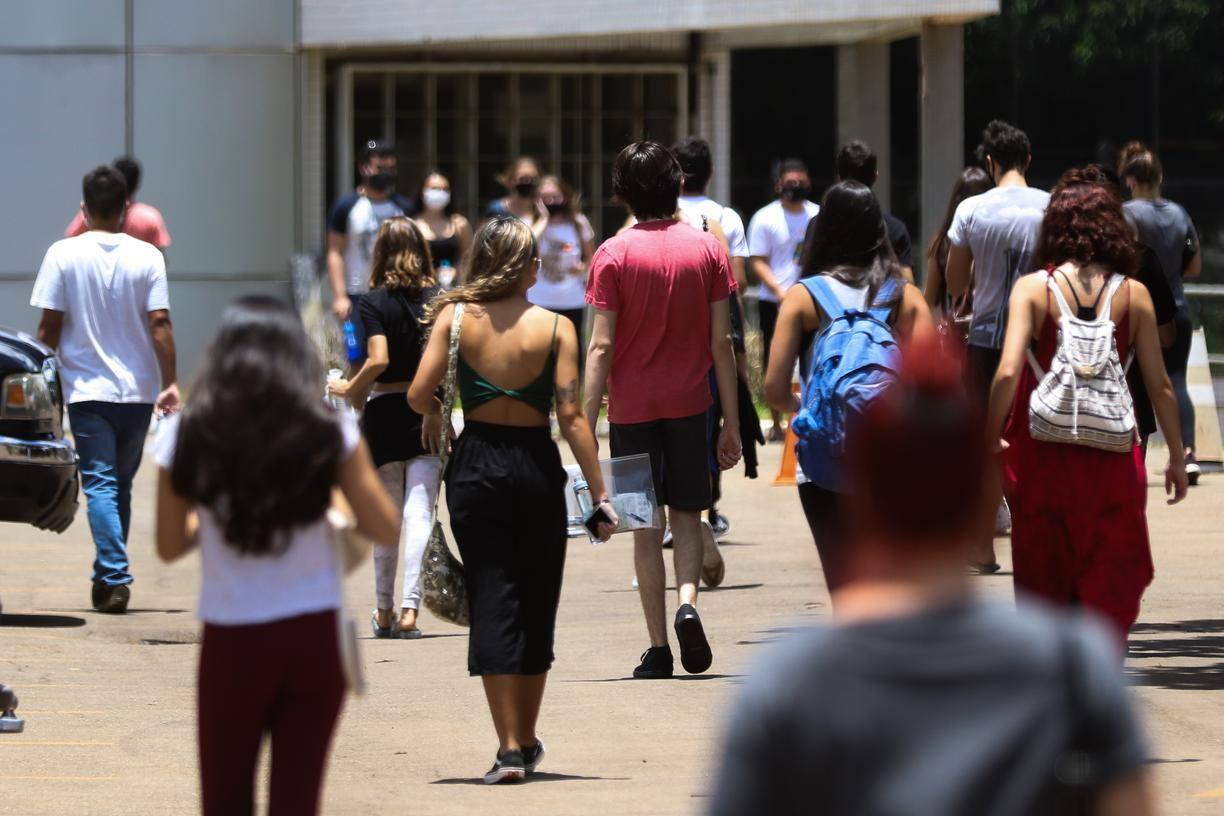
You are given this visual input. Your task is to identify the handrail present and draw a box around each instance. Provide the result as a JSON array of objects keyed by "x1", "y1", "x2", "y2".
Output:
[{"x1": 1185, "y1": 284, "x2": 1224, "y2": 299}]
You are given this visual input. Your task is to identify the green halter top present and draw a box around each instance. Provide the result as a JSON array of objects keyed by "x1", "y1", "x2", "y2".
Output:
[{"x1": 457, "y1": 315, "x2": 557, "y2": 415}]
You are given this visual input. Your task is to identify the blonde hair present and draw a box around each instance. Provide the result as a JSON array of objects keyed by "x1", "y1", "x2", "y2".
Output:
[
  {"x1": 424, "y1": 217, "x2": 537, "y2": 324},
  {"x1": 369, "y1": 217, "x2": 436, "y2": 291}
]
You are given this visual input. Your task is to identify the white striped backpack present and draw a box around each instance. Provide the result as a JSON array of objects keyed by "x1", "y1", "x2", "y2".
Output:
[{"x1": 1027, "y1": 272, "x2": 1137, "y2": 453}]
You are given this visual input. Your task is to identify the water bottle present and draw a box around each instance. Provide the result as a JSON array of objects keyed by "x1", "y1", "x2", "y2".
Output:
[
  {"x1": 438, "y1": 259, "x2": 456, "y2": 289},
  {"x1": 573, "y1": 476, "x2": 593, "y2": 517},
  {"x1": 342, "y1": 320, "x2": 360, "y2": 362},
  {"x1": 325, "y1": 368, "x2": 347, "y2": 411}
]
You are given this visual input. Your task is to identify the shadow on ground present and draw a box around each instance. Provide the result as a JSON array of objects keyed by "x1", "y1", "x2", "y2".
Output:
[
  {"x1": 0, "y1": 613, "x2": 86, "y2": 628},
  {"x1": 432, "y1": 772, "x2": 629, "y2": 785}
]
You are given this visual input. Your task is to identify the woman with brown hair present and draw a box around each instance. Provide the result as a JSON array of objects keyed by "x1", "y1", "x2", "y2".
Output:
[
  {"x1": 922, "y1": 166, "x2": 994, "y2": 314},
  {"x1": 328, "y1": 217, "x2": 441, "y2": 638},
  {"x1": 409, "y1": 216, "x2": 617, "y2": 783},
  {"x1": 987, "y1": 167, "x2": 1188, "y2": 648},
  {"x1": 483, "y1": 156, "x2": 548, "y2": 235}
]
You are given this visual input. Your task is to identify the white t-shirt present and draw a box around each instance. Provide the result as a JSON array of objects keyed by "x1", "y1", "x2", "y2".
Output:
[
  {"x1": 151, "y1": 411, "x2": 361, "y2": 626},
  {"x1": 528, "y1": 214, "x2": 595, "y2": 310},
  {"x1": 678, "y1": 195, "x2": 749, "y2": 259},
  {"x1": 30, "y1": 232, "x2": 169, "y2": 404},
  {"x1": 748, "y1": 199, "x2": 821, "y2": 303}
]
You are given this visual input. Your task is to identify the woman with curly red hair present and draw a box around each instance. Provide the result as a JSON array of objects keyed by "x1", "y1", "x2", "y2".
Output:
[{"x1": 986, "y1": 167, "x2": 1188, "y2": 649}]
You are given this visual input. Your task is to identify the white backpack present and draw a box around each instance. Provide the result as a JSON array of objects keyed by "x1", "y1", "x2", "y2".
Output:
[{"x1": 1027, "y1": 273, "x2": 1137, "y2": 453}]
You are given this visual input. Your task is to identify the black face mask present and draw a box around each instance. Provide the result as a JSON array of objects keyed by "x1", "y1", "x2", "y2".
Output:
[
  {"x1": 544, "y1": 201, "x2": 566, "y2": 215},
  {"x1": 515, "y1": 181, "x2": 539, "y2": 197},
  {"x1": 367, "y1": 172, "x2": 397, "y2": 192},
  {"x1": 781, "y1": 185, "x2": 811, "y2": 203}
]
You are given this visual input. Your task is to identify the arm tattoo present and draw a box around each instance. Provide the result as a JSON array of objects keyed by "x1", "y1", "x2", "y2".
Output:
[{"x1": 556, "y1": 377, "x2": 578, "y2": 405}]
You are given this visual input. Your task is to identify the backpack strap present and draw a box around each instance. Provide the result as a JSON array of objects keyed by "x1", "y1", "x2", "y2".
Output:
[
  {"x1": 1045, "y1": 272, "x2": 1077, "y2": 320},
  {"x1": 868, "y1": 279, "x2": 901, "y2": 323},
  {"x1": 801, "y1": 276, "x2": 850, "y2": 322}
]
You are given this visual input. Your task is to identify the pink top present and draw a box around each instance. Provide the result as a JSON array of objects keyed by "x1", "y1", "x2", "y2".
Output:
[
  {"x1": 586, "y1": 220, "x2": 735, "y2": 424},
  {"x1": 66, "y1": 201, "x2": 171, "y2": 249}
]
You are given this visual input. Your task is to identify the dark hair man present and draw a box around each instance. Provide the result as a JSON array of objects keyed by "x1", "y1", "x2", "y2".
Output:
[
  {"x1": 747, "y1": 159, "x2": 820, "y2": 441},
  {"x1": 326, "y1": 140, "x2": 416, "y2": 331},
  {"x1": 33, "y1": 166, "x2": 179, "y2": 614},
  {"x1": 65, "y1": 155, "x2": 171, "y2": 251},
  {"x1": 585, "y1": 141, "x2": 742, "y2": 679},
  {"x1": 834, "y1": 140, "x2": 914, "y2": 281},
  {"x1": 710, "y1": 337, "x2": 1154, "y2": 816}
]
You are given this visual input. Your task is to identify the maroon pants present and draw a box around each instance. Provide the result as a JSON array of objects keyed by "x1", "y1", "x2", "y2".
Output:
[{"x1": 198, "y1": 610, "x2": 346, "y2": 816}]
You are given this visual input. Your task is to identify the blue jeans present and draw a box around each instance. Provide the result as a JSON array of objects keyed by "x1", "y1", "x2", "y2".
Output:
[{"x1": 68, "y1": 402, "x2": 154, "y2": 586}]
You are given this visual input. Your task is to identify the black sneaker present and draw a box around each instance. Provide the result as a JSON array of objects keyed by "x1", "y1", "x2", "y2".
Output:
[
  {"x1": 674, "y1": 604, "x2": 712, "y2": 674},
  {"x1": 633, "y1": 645, "x2": 674, "y2": 679},
  {"x1": 521, "y1": 738, "x2": 546, "y2": 773},
  {"x1": 91, "y1": 583, "x2": 130, "y2": 614},
  {"x1": 483, "y1": 749, "x2": 526, "y2": 784}
]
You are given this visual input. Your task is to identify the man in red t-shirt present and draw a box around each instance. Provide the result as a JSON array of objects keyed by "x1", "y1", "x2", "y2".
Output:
[
  {"x1": 584, "y1": 141, "x2": 742, "y2": 679},
  {"x1": 65, "y1": 157, "x2": 171, "y2": 252}
]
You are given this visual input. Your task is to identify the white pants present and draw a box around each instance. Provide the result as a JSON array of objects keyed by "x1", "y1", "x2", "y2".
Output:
[{"x1": 374, "y1": 456, "x2": 441, "y2": 611}]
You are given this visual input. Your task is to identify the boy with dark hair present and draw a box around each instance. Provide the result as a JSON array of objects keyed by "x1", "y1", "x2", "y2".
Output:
[
  {"x1": 833, "y1": 140, "x2": 914, "y2": 280},
  {"x1": 34, "y1": 166, "x2": 179, "y2": 613},
  {"x1": 748, "y1": 158, "x2": 820, "y2": 441},
  {"x1": 585, "y1": 141, "x2": 742, "y2": 679},
  {"x1": 65, "y1": 155, "x2": 171, "y2": 251}
]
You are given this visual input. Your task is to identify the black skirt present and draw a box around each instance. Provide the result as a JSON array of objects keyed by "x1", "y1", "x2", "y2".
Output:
[
  {"x1": 445, "y1": 421, "x2": 568, "y2": 676},
  {"x1": 360, "y1": 393, "x2": 426, "y2": 468}
]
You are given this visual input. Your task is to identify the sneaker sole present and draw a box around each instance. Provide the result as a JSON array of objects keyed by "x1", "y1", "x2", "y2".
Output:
[
  {"x1": 632, "y1": 668, "x2": 674, "y2": 679},
  {"x1": 674, "y1": 613, "x2": 713, "y2": 674},
  {"x1": 483, "y1": 768, "x2": 526, "y2": 785}
]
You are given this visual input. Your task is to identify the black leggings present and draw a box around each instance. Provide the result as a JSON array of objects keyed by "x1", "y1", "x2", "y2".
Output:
[
  {"x1": 1163, "y1": 310, "x2": 1195, "y2": 452},
  {"x1": 798, "y1": 483, "x2": 849, "y2": 593},
  {"x1": 446, "y1": 421, "x2": 569, "y2": 676}
]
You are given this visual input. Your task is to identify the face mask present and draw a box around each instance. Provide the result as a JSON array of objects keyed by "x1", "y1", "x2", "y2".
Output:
[
  {"x1": 423, "y1": 189, "x2": 451, "y2": 210},
  {"x1": 781, "y1": 184, "x2": 811, "y2": 203},
  {"x1": 515, "y1": 180, "x2": 538, "y2": 197},
  {"x1": 544, "y1": 201, "x2": 566, "y2": 215},
  {"x1": 367, "y1": 171, "x2": 397, "y2": 192}
]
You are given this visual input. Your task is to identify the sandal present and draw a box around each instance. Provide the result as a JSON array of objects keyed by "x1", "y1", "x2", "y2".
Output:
[
  {"x1": 397, "y1": 627, "x2": 424, "y2": 640},
  {"x1": 370, "y1": 611, "x2": 396, "y2": 639},
  {"x1": 969, "y1": 561, "x2": 1002, "y2": 575}
]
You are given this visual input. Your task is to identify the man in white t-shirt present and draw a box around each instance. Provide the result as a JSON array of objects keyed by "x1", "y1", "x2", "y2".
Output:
[
  {"x1": 31, "y1": 166, "x2": 179, "y2": 614},
  {"x1": 747, "y1": 159, "x2": 820, "y2": 440}
]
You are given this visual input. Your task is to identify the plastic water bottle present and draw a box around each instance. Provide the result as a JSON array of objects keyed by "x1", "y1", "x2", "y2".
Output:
[
  {"x1": 342, "y1": 320, "x2": 360, "y2": 362},
  {"x1": 326, "y1": 368, "x2": 347, "y2": 411},
  {"x1": 438, "y1": 259, "x2": 456, "y2": 289}
]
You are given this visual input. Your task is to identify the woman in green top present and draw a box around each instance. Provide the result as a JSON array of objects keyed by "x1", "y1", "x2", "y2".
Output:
[{"x1": 409, "y1": 216, "x2": 617, "y2": 785}]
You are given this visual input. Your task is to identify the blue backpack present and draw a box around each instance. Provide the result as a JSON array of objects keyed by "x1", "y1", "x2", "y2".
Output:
[{"x1": 791, "y1": 277, "x2": 902, "y2": 490}]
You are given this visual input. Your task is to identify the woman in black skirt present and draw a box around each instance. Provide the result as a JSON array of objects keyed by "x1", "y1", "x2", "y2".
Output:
[{"x1": 409, "y1": 216, "x2": 617, "y2": 784}]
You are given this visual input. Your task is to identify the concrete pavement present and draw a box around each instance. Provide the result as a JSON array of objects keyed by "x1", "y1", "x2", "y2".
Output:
[{"x1": 1, "y1": 442, "x2": 1222, "y2": 814}]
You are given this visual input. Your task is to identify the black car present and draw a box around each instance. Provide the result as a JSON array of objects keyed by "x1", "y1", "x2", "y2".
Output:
[{"x1": 0, "y1": 328, "x2": 78, "y2": 533}]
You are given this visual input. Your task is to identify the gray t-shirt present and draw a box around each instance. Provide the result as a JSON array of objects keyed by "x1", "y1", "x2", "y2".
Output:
[
  {"x1": 709, "y1": 599, "x2": 1147, "y2": 816},
  {"x1": 948, "y1": 186, "x2": 1050, "y2": 349},
  {"x1": 1124, "y1": 198, "x2": 1199, "y2": 309}
]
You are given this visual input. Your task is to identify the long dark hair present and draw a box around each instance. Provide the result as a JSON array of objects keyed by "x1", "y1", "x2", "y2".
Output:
[
  {"x1": 799, "y1": 180, "x2": 904, "y2": 306},
  {"x1": 171, "y1": 297, "x2": 344, "y2": 556},
  {"x1": 925, "y1": 166, "x2": 993, "y2": 268}
]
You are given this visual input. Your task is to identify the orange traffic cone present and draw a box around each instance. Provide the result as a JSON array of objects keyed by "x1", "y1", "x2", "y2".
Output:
[{"x1": 773, "y1": 381, "x2": 801, "y2": 486}]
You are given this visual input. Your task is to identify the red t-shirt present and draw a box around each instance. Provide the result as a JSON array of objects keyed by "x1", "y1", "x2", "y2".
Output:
[
  {"x1": 586, "y1": 220, "x2": 736, "y2": 424},
  {"x1": 66, "y1": 201, "x2": 171, "y2": 249}
]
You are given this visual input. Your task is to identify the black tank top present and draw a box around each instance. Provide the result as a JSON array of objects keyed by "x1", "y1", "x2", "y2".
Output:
[{"x1": 429, "y1": 233, "x2": 460, "y2": 269}]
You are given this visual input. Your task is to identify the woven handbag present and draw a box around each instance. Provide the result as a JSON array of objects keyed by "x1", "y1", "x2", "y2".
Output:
[{"x1": 420, "y1": 302, "x2": 471, "y2": 627}]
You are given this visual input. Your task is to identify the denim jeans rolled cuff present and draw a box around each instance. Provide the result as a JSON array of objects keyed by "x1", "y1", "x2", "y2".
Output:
[{"x1": 68, "y1": 401, "x2": 154, "y2": 586}]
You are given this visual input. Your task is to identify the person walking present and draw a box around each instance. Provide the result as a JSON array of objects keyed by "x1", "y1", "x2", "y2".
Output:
[
  {"x1": 944, "y1": 120, "x2": 1049, "y2": 570},
  {"x1": 412, "y1": 171, "x2": 472, "y2": 289},
  {"x1": 833, "y1": 140, "x2": 915, "y2": 281},
  {"x1": 327, "y1": 218, "x2": 441, "y2": 639},
  {"x1": 326, "y1": 140, "x2": 415, "y2": 339},
  {"x1": 65, "y1": 156, "x2": 171, "y2": 253},
  {"x1": 712, "y1": 336, "x2": 1156, "y2": 816},
  {"x1": 987, "y1": 168, "x2": 1188, "y2": 648},
  {"x1": 409, "y1": 217, "x2": 617, "y2": 784},
  {"x1": 584, "y1": 141, "x2": 742, "y2": 680},
  {"x1": 32, "y1": 166, "x2": 179, "y2": 613},
  {"x1": 763, "y1": 181, "x2": 932, "y2": 595},
  {"x1": 1118, "y1": 142, "x2": 1204, "y2": 484},
  {"x1": 527, "y1": 175, "x2": 595, "y2": 371},
  {"x1": 922, "y1": 166, "x2": 993, "y2": 316},
  {"x1": 483, "y1": 156, "x2": 548, "y2": 235},
  {"x1": 747, "y1": 159, "x2": 820, "y2": 441},
  {"x1": 154, "y1": 296, "x2": 401, "y2": 816}
]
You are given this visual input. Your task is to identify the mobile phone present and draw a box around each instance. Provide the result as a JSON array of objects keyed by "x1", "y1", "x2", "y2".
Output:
[{"x1": 583, "y1": 503, "x2": 616, "y2": 536}]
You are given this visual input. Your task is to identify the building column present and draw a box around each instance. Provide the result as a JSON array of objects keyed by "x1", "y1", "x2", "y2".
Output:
[
  {"x1": 919, "y1": 22, "x2": 964, "y2": 274},
  {"x1": 698, "y1": 49, "x2": 732, "y2": 205},
  {"x1": 299, "y1": 50, "x2": 326, "y2": 254},
  {"x1": 837, "y1": 42, "x2": 891, "y2": 210}
]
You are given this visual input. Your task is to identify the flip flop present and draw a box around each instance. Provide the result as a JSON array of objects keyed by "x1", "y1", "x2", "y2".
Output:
[{"x1": 397, "y1": 627, "x2": 424, "y2": 640}]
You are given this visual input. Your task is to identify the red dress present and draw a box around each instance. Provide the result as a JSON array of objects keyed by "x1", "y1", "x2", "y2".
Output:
[{"x1": 1002, "y1": 282, "x2": 1152, "y2": 646}]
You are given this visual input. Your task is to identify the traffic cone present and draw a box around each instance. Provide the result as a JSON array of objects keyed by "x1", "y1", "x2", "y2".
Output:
[{"x1": 773, "y1": 381, "x2": 801, "y2": 486}]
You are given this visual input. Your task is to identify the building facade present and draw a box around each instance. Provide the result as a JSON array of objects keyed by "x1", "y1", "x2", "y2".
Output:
[{"x1": 0, "y1": 1, "x2": 995, "y2": 374}]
